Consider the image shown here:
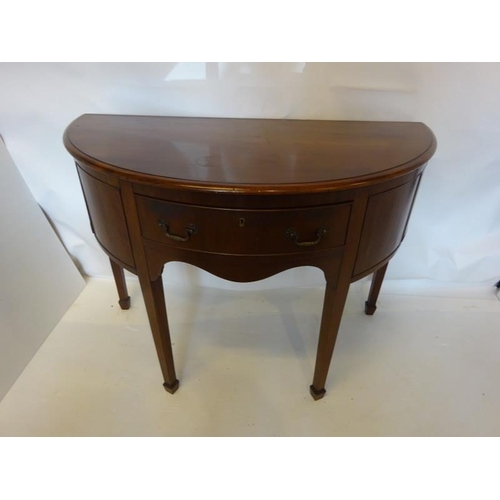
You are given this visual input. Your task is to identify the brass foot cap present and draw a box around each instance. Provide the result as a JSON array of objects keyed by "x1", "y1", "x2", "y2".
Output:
[
  {"x1": 119, "y1": 296, "x2": 131, "y2": 310},
  {"x1": 310, "y1": 385, "x2": 326, "y2": 401},
  {"x1": 364, "y1": 301, "x2": 377, "y2": 315},
  {"x1": 163, "y1": 380, "x2": 180, "y2": 394}
]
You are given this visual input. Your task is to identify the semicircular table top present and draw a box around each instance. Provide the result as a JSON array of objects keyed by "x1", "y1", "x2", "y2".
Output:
[
  {"x1": 64, "y1": 114, "x2": 436, "y2": 190},
  {"x1": 63, "y1": 113, "x2": 437, "y2": 401}
]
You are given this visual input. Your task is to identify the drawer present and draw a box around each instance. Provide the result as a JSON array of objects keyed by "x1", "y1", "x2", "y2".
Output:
[{"x1": 136, "y1": 196, "x2": 351, "y2": 255}]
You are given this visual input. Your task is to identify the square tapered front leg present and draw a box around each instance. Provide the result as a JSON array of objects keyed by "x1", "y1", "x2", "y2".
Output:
[
  {"x1": 138, "y1": 274, "x2": 179, "y2": 394},
  {"x1": 310, "y1": 280, "x2": 350, "y2": 401}
]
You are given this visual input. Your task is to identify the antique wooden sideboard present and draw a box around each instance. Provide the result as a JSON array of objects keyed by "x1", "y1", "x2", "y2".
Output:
[{"x1": 64, "y1": 114, "x2": 436, "y2": 400}]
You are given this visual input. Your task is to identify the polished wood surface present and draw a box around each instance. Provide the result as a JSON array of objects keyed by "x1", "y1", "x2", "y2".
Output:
[
  {"x1": 136, "y1": 196, "x2": 351, "y2": 255},
  {"x1": 109, "y1": 258, "x2": 130, "y2": 310},
  {"x1": 353, "y1": 175, "x2": 420, "y2": 277},
  {"x1": 64, "y1": 114, "x2": 436, "y2": 401},
  {"x1": 365, "y1": 263, "x2": 389, "y2": 315},
  {"x1": 64, "y1": 114, "x2": 436, "y2": 191},
  {"x1": 77, "y1": 167, "x2": 135, "y2": 268}
]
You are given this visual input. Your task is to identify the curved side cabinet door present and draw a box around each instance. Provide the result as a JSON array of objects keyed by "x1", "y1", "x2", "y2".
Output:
[
  {"x1": 353, "y1": 175, "x2": 421, "y2": 278},
  {"x1": 77, "y1": 165, "x2": 135, "y2": 268}
]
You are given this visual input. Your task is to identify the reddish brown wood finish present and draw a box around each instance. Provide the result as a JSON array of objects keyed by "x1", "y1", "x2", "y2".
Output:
[
  {"x1": 77, "y1": 167, "x2": 135, "y2": 268},
  {"x1": 64, "y1": 115, "x2": 435, "y2": 191},
  {"x1": 136, "y1": 196, "x2": 351, "y2": 255},
  {"x1": 64, "y1": 114, "x2": 436, "y2": 401},
  {"x1": 365, "y1": 263, "x2": 389, "y2": 315},
  {"x1": 311, "y1": 195, "x2": 368, "y2": 399},
  {"x1": 109, "y1": 258, "x2": 131, "y2": 310},
  {"x1": 353, "y1": 175, "x2": 421, "y2": 277}
]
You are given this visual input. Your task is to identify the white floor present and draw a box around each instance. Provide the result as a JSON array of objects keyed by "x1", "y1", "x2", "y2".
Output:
[{"x1": 0, "y1": 278, "x2": 498, "y2": 436}]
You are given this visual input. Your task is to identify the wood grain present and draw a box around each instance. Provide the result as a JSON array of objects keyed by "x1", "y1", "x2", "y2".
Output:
[
  {"x1": 77, "y1": 166, "x2": 135, "y2": 267},
  {"x1": 64, "y1": 114, "x2": 437, "y2": 400},
  {"x1": 136, "y1": 196, "x2": 351, "y2": 255},
  {"x1": 353, "y1": 176, "x2": 420, "y2": 276},
  {"x1": 64, "y1": 115, "x2": 436, "y2": 193}
]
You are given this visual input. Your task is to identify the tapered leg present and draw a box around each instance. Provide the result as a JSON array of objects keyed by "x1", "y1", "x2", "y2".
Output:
[
  {"x1": 310, "y1": 280, "x2": 351, "y2": 400},
  {"x1": 109, "y1": 258, "x2": 131, "y2": 310},
  {"x1": 364, "y1": 263, "x2": 388, "y2": 315},
  {"x1": 138, "y1": 273, "x2": 179, "y2": 394}
]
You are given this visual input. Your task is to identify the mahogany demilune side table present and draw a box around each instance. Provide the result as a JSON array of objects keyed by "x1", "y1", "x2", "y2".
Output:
[{"x1": 64, "y1": 115, "x2": 436, "y2": 400}]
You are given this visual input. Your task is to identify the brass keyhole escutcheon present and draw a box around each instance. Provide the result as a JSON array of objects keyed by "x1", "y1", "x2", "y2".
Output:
[{"x1": 239, "y1": 217, "x2": 245, "y2": 227}]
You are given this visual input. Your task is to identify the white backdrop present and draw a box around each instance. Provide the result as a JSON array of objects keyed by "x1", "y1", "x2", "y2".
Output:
[{"x1": 1, "y1": 62, "x2": 499, "y2": 287}]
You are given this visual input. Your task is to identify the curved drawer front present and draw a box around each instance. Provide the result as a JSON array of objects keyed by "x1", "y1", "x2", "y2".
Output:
[
  {"x1": 77, "y1": 167, "x2": 135, "y2": 267},
  {"x1": 353, "y1": 175, "x2": 420, "y2": 277},
  {"x1": 136, "y1": 195, "x2": 351, "y2": 255}
]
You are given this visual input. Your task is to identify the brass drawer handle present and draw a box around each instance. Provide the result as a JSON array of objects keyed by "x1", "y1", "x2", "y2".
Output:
[
  {"x1": 158, "y1": 219, "x2": 198, "y2": 242},
  {"x1": 286, "y1": 225, "x2": 329, "y2": 247}
]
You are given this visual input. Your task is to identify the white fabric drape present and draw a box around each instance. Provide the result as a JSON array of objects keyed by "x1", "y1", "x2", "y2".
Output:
[{"x1": 1, "y1": 62, "x2": 498, "y2": 286}]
